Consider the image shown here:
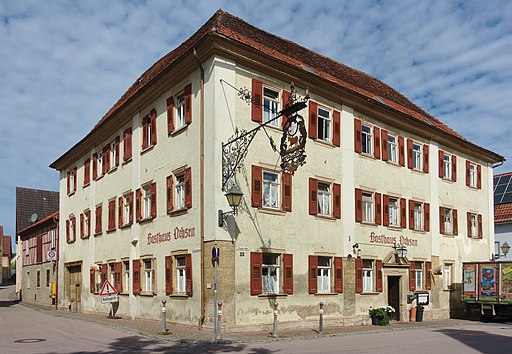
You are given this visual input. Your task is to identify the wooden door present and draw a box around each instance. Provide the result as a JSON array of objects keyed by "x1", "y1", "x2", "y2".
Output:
[{"x1": 387, "y1": 276, "x2": 400, "y2": 321}]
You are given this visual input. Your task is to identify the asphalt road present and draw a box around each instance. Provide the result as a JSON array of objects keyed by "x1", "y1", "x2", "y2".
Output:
[{"x1": 1, "y1": 283, "x2": 512, "y2": 353}]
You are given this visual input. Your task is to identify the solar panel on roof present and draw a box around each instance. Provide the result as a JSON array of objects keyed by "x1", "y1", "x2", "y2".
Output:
[
  {"x1": 499, "y1": 175, "x2": 511, "y2": 185},
  {"x1": 501, "y1": 193, "x2": 512, "y2": 203},
  {"x1": 495, "y1": 194, "x2": 503, "y2": 204},
  {"x1": 495, "y1": 185, "x2": 507, "y2": 194}
]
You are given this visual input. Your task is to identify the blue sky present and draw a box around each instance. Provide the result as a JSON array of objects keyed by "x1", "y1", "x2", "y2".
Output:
[{"x1": 1, "y1": 0, "x2": 511, "y2": 251}]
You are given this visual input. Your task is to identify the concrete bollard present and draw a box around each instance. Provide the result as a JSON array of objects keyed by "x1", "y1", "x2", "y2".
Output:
[
  {"x1": 273, "y1": 302, "x2": 279, "y2": 338},
  {"x1": 215, "y1": 301, "x2": 223, "y2": 340},
  {"x1": 319, "y1": 302, "x2": 324, "y2": 335},
  {"x1": 161, "y1": 299, "x2": 167, "y2": 334}
]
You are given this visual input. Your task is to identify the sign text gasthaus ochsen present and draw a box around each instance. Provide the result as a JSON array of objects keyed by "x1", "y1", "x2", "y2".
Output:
[{"x1": 147, "y1": 227, "x2": 196, "y2": 245}]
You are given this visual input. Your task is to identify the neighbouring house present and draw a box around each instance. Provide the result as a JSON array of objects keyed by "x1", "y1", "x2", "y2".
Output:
[
  {"x1": 494, "y1": 172, "x2": 512, "y2": 260},
  {"x1": 49, "y1": 10, "x2": 503, "y2": 329},
  {"x1": 1, "y1": 227, "x2": 13, "y2": 283}
]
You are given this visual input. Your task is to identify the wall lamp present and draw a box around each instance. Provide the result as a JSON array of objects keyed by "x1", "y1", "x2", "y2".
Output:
[
  {"x1": 218, "y1": 183, "x2": 244, "y2": 227},
  {"x1": 394, "y1": 244, "x2": 408, "y2": 258},
  {"x1": 493, "y1": 241, "x2": 510, "y2": 260}
]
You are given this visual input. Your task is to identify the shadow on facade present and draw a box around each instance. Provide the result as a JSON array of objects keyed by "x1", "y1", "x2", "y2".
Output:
[{"x1": 449, "y1": 283, "x2": 465, "y2": 318}]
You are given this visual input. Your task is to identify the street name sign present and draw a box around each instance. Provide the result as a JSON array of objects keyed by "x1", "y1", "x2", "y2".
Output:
[{"x1": 101, "y1": 295, "x2": 119, "y2": 304}]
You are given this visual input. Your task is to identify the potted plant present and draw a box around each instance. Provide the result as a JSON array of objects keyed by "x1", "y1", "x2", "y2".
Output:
[{"x1": 368, "y1": 305, "x2": 395, "y2": 325}]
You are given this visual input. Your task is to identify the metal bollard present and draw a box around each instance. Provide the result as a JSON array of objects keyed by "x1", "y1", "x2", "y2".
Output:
[
  {"x1": 161, "y1": 299, "x2": 167, "y2": 334},
  {"x1": 273, "y1": 302, "x2": 279, "y2": 338},
  {"x1": 319, "y1": 302, "x2": 324, "y2": 335},
  {"x1": 215, "y1": 301, "x2": 223, "y2": 340}
]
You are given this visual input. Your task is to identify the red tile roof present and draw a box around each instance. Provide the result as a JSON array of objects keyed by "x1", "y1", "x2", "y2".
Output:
[
  {"x1": 18, "y1": 211, "x2": 59, "y2": 235},
  {"x1": 495, "y1": 202, "x2": 512, "y2": 223},
  {"x1": 495, "y1": 171, "x2": 512, "y2": 178}
]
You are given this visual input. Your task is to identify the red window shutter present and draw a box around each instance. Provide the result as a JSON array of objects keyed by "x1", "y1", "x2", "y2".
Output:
[
  {"x1": 251, "y1": 79, "x2": 262, "y2": 123},
  {"x1": 84, "y1": 158, "x2": 90, "y2": 185},
  {"x1": 136, "y1": 188, "x2": 142, "y2": 222},
  {"x1": 118, "y1": 196, "x2": 123, "y2": 228},
  {"x1": 425, "y1": 262, "x2": 432, "y2": 290},
  {"x1": 250, "y1": 252, "x2": 262, "y2": 295},
  {"x1": 67, "y1": 171, "x2": 70, "y2": 194},
  {"x1": 80, "y1": 213, "x2": 84, "y2": 238},
  {"x1": 73, "y1": 167, "x2": 77, "y2": 191},
  {"x1": 308, "y1": 101, "x2": 318, "y2": 139},
  {"x1": 400, "y1": 198, "x2": 407, "y2": 228},
  {"x1": 334, "y1": 257, "x2": 343, "y2": 293},
  {"x1": 333, "y1": 110, "x2": 340, "y2": 147},
  {"x1": 66, "y1": 219, "x2": 70, "y2": 243},
  {"x1": 478, "y1": 214, "x2": 483, "y2": 238},
  {"x1": 383, "y1": 194, "x2": 390, "y2": 226},
  {"x1": 124, "y1": 128, "x2": 132, "y2": 161},
  {"x1": 308, "y1": 255, "x2": 318, "y2": 294},
  {"x1": 309, "y1": 178, "x2": 318, "y2": 215},
  {"x1": 150, "y1": 109, "x2": 157, "y2": 145},
  {"x1": 251, "y1": 165, "x2": 262, "y2": 208},
  {"x1": 150, "y1": 182, "x2": 157, "y2": 218},
  {"x1": 453, "y1": 209, "x2": 458, "y2": 235},
  {"x1": 373, "y1": 126, "x2": 380, "y2": 159},
  {"x1": 398, "y1": 136, "x2": 405, "y2": 167},
  {"x1": 467, "y1": 213, "x2": 472, "y2": 238},
  {"x1": 424, "y1": 203, "x2": 430, "y2": 231},
  {"x1": 166, "y1": 175, "x2": 174, "y2": 212},
  {"x1": 90, "y1": 269, "x2": 95, "y2": 293},
  {"x1": 438, "y1": 150, "x2": 444, "y2": 178},
  {"x1": 167, "y1": 96, "x2": 175, "y2": 134},
  {"x1": 101, "y1": 264, "x2": 107, "y2": 286},
  {"x1": 103, "y1": 145, "x2": 110, "y2": 173},
  {"x1": 108, "y1": 199, "x2": 115, "y2": 230},
  {"x1": 354, "y1": 118, "x2": 362, "y2": 153},
  {"x1": 86, "y1": 210, "x2": 91, "y2": 236},
  {"x1": 95, "y1": 205, "x2": 102, "y2": 234},
  {"x1": 409, "y1": 200, "x2": 415, "y2": 230},
  {"x1": 333, "y1": 183, "x2": 341, "y2": 219},
  {"x1": 376, "y1": 260, "x2": 383, "y2": 293},
  {"x1": 165, "y1": 255, "x2": 173, "y2": 295},
  {"x1": 184, "y1": 84, "x2": 192, "y2": 125},
  {"x1": 282, "y1": 90, "x2": 291, "y2": 129},
  {"x1": 282, "y1": 172, "x2": 292, "y2": 212},
  {"x1": 375, "y1": 192, "x2": 382, "y2": 225},
  {"x1": 355, "y1": 258, "x2": 363, "y2": 294},
  {"x1": 409, "y1": 261, "x2": 416, "y2": 291},
  {"x1": 142, "y1": 115, "x2": 148, "y2": 149},
  {"x1": 355, "y1": 188, "x2": 363, "y2": 222},
  {"x1": 423, "y1": 144, "x2": 429, "y2": 173},
  {"x1": 184, "y1": 167, "x2": 192, "y2": 209},
  {"x1": 92, "y1": 153, "x2": 98, "y2": 180},
  {"x1": 132, "y1": 259, "x2": 141, "y2": 295},
  {"x1": 452, "y1": 155, "x2": 457, "y2": 182},
  {"x1": 381, "y1": 130, "x2": 388, "y2": 161},
  {"x1": 439, "y1": 207, "x2": 445, "y2": 234},
  {"x1": 283, "y1": 253, "x2": 293, "y2": 294},
  {"x1": 477, "y1": 165, "x2": 482, "y2": 189},
  {"x1": 407, "y1": 139, "x2": 414, "y2": 169},
  {"x1": 115, "y1": 136, "x2": 120, "y2": 166},
  {"x1": 71, "y1": 218, "x2": 76, "y2": 241},
  {"x1": 466, "y1": 160, "x2": 470, "y2": 187},
  {"x1": 128, "y1": 193, "x2": 133, "y2": 225},
  {"x1": 185, "y1": 254, "x2": 193, "y2": 296},
  {"x1": 114, "y1": 262, "x2": 122, "y2": 293}
]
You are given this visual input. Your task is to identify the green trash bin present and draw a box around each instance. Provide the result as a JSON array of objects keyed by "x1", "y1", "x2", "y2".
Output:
[{"x1": 416, "y1": 305, "x2": 424, "y2": 322}]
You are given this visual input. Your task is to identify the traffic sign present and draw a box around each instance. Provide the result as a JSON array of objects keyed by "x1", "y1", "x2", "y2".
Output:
[
  {"x1": 46, "y1": 250, "x2": 57, "y2": 262},
  {"x1": 99, "y1": 280, "x2": 118, "y2": 296},
  {"x1": 101, "y1": 295, "x2": 119, "y2": 303},
  {"x1": 212, "y1": 245, "x2": 220, "y2": 261}
]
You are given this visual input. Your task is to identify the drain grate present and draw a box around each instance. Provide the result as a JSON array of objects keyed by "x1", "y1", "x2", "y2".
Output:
[{"x1": 14, "y1": 338, "x2": 47, "y2": 344}]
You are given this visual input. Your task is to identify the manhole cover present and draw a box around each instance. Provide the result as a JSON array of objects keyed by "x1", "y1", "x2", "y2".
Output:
[{"x1": 14, "y1": 338, "x2": 47, "y2": 344}]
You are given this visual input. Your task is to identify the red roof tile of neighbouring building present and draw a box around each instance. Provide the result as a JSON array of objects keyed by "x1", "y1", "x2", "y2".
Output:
[
  {"x1": 16, "y1": 187, "x2": 59, "y2": 234},
  {"x1": 495, "y1": 203, "x2": 512, "y2": 223}
]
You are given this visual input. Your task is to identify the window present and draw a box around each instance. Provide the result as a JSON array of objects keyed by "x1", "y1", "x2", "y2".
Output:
[
  {"x1": 109, "y1": 264, "x2": 115, "y2": 285},
  {"x1": 137, "y1": 183, "x2": 156, "y2": 221},
  {"x1": 143, "y1": 186, "x2": 152, "y2": 219},
  {"x1": 363, "y1": 260, "x2": 374, "y2": 293},
  {"x1": 95, "y1": 204, "x2": 102, "y2": 235},
  {"x1": 309, "y1": 256, "x2": 343, "y2": 294},
  {"x1": 413, "y1": 143, "x2": 422, "y2": 170},
  {"x1": 66, "y1": 216, "x2": 76, "y2": 243},
  {"x1": 109, "y1": 137, "x2": 120, "y2": 170},
  {"x1": 362, "y1": 193, "x2": 374, "y2": 223},
  {"x1": 120, "y1": 192, "x2": 133, "y2": 227},
  {"x1": 388, "y1": 134, "x2": 398, "y2": 163},
  {"x1": 123, "y1": 261, "x2": 130, "y2": 294},
  {"x1": 466, "y1": 161, "x2": 481, "y2": 189},
  {"x1": 176, "y1": 256, "x2": 187, "y2": 294},
  {"x1": 317, "y1": 257, "x2": 331, "y2": 293},
  {"x1": 84, "y1": 158, "x2": 91, "y2": 186},
  {"x1": 388, "y1": 197, "x2": 399, "y2": 226},
  {"x1": 415, "y1": 262, "x2": 423, "y2": 290},
  {"x1": 309, "y1": 178, "x2": 341, "y2": 218},
  {"x1": 443, "y1": 154, "x2": 451, "y2": 179},
  {"x1": 142, "y1": 109, "x2": 157, "y2": 150},
  {"x1": 165, "y1": 254, "x2": 192, "y2": 296},
  {"x1": 167, "y1": 168, "x2": 192, "y2": 213},
  {"x1": 317, "y1": 106, "x2": 331, "y2": 141},
  {"x1": 143, "y1": 259, "x2": 155, "y2": 293},
  {"x1": 469, "y1": 163, "x2": 476, "y2": 187},
  {"x1": 67, "y1": 167, "x2": 77, "y2": 194},
  {"x1": 168, "y1": 84, "x2": 192, "y2": 134},
  {"x1": 262, "y1": 253, "x2": 280, "y2": 294},
  {"x1": 444, "y1": 263, "x2": 452, "y2": 290},
  {"x1": 263, "y1": 87, "x2": 280, "y2": 126},
  {"x1": 46, "y1": 269, "x2": 51, "y2": 288},
  {"x1": 37, "y1": 270, "x2": 41, "y2": 288},
  {"x1": 467, "y1": 212, "x2": 482, "y2": 239},
  {"x1": 444, "y1": 208, "x2": 452, "y2": 235},
  {"x1": 80, "y1": 210, "x2": 91, "y2": 239},
  {"x1": 176, "y1": 93, "x2": 186, "y2": 129},
  {"x1": 250, "y1": 252, "x2": 293, "y2": 295},
  {"x1": 27, "y1": 272, "x2": 30, "y2": 288},
  {"x1": 93, "y1": 151, "x2": 103, "y2": 180},
  {"x1": 440, "y1": 207, "x2": 458, "y2": 235},
  {"x1": 263, "y1": 171, "x2": 280, "y2": 209},
  {"x1": 439, "y1": 150, "x2": 456, "y2": 181},
  {"x1": 413, "y1": 203, "x2": 423, "y2": 230},
  {"x1": 362, "y1": 124, "x2": 372, "y2": 155}
]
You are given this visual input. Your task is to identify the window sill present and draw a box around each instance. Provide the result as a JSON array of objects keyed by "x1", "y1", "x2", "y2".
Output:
[
  {"x1": 122, "y1": 157, "x2": 132, "y2": 165},
  {"x1": 170, "y1": 124, "x2": 189, "y2": 137},
  {"x1": 412, "y1": 229, "x2": 427, "y2": 234},
  {"x1": 140, "y1": 291, "x2": 156, "y2": 297},
  {"x1": 83, "y1": 182, "x2": 90, "y2": 188},
  {"x1": 120, "y1": 223, "x2": 133, "y2": 229},
  {"x1": 257, "y1": 293, "x2": 288, "y2": 298},
  {"x1": 468, "y1": 185, "x2": 479, "y2": 190},
  {"x1": 386, "y1": 161, "x2": 401, "y2": 167},
  {"x1": 387, "y1": 225, "x2": 403, "y2": 230},
  {"x1": 169, "y1": 294, "x2": 190, "y2": 299},
  {"x1": 314, "y1": 292, "x2": 339, "y2": 296},
  {"x1": 360, "y1": 291, "x2": 379, "y2": 295},
  {"x1": 141, "y1": 144, "x2": 155, "y2": 155},
  {"x1": 108, "y1": 166, "x2": 118, "y2": 174},
  {"x1": 361, "y1": 221, "x2": 378, "y2": 226},
  {"x1": 314, "y1": 214, "x2": 337, "y2": 221},
  {"x1": 139, "y1": 217, "x2": 155, "y2": 224},
  {"x1": 411, "y1": 168, "x2": 426, "y2": 175},
  {"x1": 258, "y1": 208, "x2": 286, "y2": 216},
  {"x1": 442, "y1": 233, "x2": 457, "y2": 238},
  {"x1": 67, "y1": 191, "x2": 76, "y2": 197},
  {"x1": 94, "y1": 175, "x2": 104, "y2": 182},
  {"x1": 66, "y1": 240, "x2": 76, "y2": 244},
  {"x1": 441, "y1": 177, "x2": 454, "y2": 183},
  {"x1": 94, "y1": 232, "x2": 103, "y2": 237},
  {"x1": 80, "y1": 235, "x2": 90, "y2": 240},
  {"x1": 168, "y1": 208, "x2": 188, "y2": 216},
  {"x1": 358, "y1": 152, "x2": 377, "y2": 160},
  {"x1": 119, "y1": 292, "x2": 129, "y2": 296},
  {"x1": 313, "y1": 139, "x2": 335, "y2": 148},
  {"x1": 107, "y1": 228, "x2": 116, "y2": 233}
]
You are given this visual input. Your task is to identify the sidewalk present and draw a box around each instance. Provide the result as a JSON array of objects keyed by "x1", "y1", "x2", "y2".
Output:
[{"x1": 19, "y1": 300, "x2": 470, "y2": 344}]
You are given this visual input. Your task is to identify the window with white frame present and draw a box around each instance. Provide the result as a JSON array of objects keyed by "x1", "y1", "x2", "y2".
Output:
[
  {"x1": 176, "y1": 93, "x2": 186, "y2": 130},
  {"x1": 363, "y1": 260, "x2": 374, "y2": 292},
  {"x1": 175, "y1": 174, "x2": 185, "y2": 210},
  {"x1": 176, "y1": 255, "x2": 187, "y2": 294},
  {"x1": 444, "y1": 263, "x2": 452, "y2": 290},
  {"x1": 123, "y1": 261, "x2": 130, "y2": 294},
  {"x1": 317, "y1": 257, "x2": 331, "y2": 293},
  {"x1": 69, "y1": 169, "x2": 76, "y2": 194},
  {"x1": 263, "y1": 171, "x2": 280, "y2": 209},
  {"x1": 415, "y1": 262, "x2": 424, "y2": 290},
  {"x1": 143, "y1": 259, "x2": 154, "y2": 293},
  {"x1": 388, "y1": 134, "x2": 398, "y2": 163},
  {"x1": 389, "y1": 197, "x2": 399, "y2": 226},
  {"x1": 109, "y1": 264, "x2": 115, "y2": 285},
  {"x1": 96, "y1": 270, "x2": 102, "y2": 293},
  {"x1": 83, "y1": 210, "x2": 90, "y2": 237},
  {"x1": 443, "y1": 153, "x2": 451, "y2": 179},
  {"x1": 414, "y1": 202, "x2": 423, "y2": 230},
  {"x1": 317, "y1": 106, "x2": 331, "y2": 141},
  {"x1": 444, "y1": 208, "x2": 453, "y2": 235},
  {"x1": 469, "y1": 163, "x2": 477, "y2": 188},
  {"x1": 110, "y1": 140, "x2": 117, "y2": 170},
  {"x1": 413, "y1": 143, "x2": 422, "y2": 170},
  {"x1": 97, "y1": 151, "x2": 103, "y2": 177},
  {"x1": 362, "y1": 192, "x2": 374, "y2": 223},
  {"x1": 317, "y1": 182, "x2": 331, "y2": 216},
  {"x1": 122, "y1": 193, "x2": 133, "y2": 226},
  {"x1": 470, "y1": 213, "x2": 477, "y2": 238},
  {"x1": 362, "y1": 124, "x2": 372, "y2": 154},
  {"x1": 263, "y1": 87, "x2": 280, "y2": 126},
  {"x1": 262, "y1": 253, "x2": 280, "y2": 294},
  {"x1": 69, "y1": 216, "x2": 76, "y2": 242},
  {"x1": 142, "y1": 185, "x2": 152, "y2": 219}
]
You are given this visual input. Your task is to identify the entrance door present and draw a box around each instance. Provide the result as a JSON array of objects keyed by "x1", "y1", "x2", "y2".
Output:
[
  {"x1": 387, "y1": 276, "x2": 400, "y2": 321},
  {"x1": 67, "y1": 265, "x2": 82, "y2": 313}
]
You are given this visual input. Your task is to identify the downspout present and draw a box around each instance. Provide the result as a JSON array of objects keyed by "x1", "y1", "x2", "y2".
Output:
[
  {"x1": 193, "y1": 48, "x2": 206, "y2": 329},
  {"x1": 53, "y1": 215, "x2": 59, "y2": 310}
]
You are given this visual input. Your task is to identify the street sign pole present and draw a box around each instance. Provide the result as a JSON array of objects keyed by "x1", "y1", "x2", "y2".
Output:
[{"x1": 212, "y1": 244, "x2": 219, "y2": 335}]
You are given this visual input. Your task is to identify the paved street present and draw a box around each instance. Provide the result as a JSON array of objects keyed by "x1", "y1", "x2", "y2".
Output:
[{"x1": 2, "y1": 283, "x2": 512, "y2": 353}]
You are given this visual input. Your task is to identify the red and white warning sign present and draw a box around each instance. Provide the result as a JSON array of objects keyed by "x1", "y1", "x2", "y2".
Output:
[{"x1": 99, "y1": 280, "x2": 118, "y2": 296}]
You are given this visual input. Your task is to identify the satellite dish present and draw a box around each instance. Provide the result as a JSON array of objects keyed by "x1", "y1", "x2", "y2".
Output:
[{"x1": 30, "y1": 213, "x2": 38, "y2": 223}]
